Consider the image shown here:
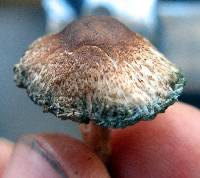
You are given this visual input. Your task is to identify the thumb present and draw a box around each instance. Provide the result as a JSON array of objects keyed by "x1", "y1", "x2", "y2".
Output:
[{"x1": 3, "y1": 133, "x2": 110, "y2": 178}]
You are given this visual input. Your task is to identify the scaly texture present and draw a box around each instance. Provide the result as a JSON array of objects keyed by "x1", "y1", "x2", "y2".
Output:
[{"x1": 13, "y1": 16, "x2": 185, "y2": 128}]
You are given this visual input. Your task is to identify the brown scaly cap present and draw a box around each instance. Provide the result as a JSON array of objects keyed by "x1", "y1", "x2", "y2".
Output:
[{"x1": 13, "y1": 16, "x2": 185, "y2": 128}]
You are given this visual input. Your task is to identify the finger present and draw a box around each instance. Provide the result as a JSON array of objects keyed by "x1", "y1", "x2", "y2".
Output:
[
  {"x1": 3, "y1": 133, "x2": 110, "y2": 178},
  {"x1": 0, "y1": 139, "x2": 13, "y2": 177},
  {"x1": 0, "y1": 138, "x2": 14, "y2": 178},
  {"x1": 110, "y1": 102, "x2": 200, "y2": 178}
]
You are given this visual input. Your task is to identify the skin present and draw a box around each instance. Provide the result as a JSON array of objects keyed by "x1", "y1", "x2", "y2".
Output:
[
  {"x1": 1, "y1": 102, "x2": 200, "y2": 178},
  {"x1": 0, "y1": 139, "x2": 13, "y2": 178}
]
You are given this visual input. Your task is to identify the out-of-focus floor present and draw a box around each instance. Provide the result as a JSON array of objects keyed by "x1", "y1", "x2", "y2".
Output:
[
  {"x1": 159, "y1": 2, "x2": 200, "y2": 108},
  {"x1": 0, "y1": 7, "x2": 80, "y2": 140},
  {"x1": 0, "y1": 3, "x2": 200, "y2": 140}
]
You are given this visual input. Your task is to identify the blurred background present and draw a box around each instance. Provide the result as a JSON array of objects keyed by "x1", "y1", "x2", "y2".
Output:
[{"x1": 0, "y1": 0, "x2": 200, "y2": 141}]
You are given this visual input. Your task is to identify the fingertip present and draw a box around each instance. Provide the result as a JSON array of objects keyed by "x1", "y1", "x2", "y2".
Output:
[
  {"x1": 35, "y1": 133, "x2": 110, "y2": 178},
  {"x1": 3, "y1": 133, "x2": 110, "y2": 178},
  {"x1": 0, "y1": 138, "x2": 14, "y2": 177},
  {"x1": 157, "y1": 102, "x2": 200, "y2": 120},
  {"x1": 110, "y1": 102, "x2": 200, "y2": 178}
]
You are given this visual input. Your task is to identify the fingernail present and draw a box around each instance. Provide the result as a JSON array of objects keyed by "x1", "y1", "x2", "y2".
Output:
[{"x1": 3, "y1": 135, "x2": 68, "y2": 178}]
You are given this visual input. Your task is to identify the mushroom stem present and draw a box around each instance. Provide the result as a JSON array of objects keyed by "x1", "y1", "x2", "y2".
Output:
[{"x1": 80, "y1": 121, "x2": 111, "y2": 165}]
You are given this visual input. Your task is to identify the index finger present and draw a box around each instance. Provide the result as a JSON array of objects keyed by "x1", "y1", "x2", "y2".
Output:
[
  {"x1": 110, "y1": 102, "x2": 200, "y2": 178},
  {"x1": 0, "y1": 138, "x2": 13, "y2": 178}
]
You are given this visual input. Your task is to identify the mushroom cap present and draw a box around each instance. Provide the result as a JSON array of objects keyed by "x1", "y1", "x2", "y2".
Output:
[{"x1": 14, "y1": 16, "x2": 185, "y2": 128}]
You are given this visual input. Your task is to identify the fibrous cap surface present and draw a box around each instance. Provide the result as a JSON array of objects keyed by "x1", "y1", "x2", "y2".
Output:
[{"x1": 14, "y1": 16, "x2": 185, "y2": 128}]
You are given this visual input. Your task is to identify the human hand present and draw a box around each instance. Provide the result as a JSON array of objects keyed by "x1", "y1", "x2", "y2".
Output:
[{"x1": 1, "y1": 102, "x2": 200, "y2": 178}]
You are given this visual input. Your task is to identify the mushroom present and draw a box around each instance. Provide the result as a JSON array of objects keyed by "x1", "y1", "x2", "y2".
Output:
[{"x1": 13, "y1": 16, "x2": 185, "y2": 164}]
